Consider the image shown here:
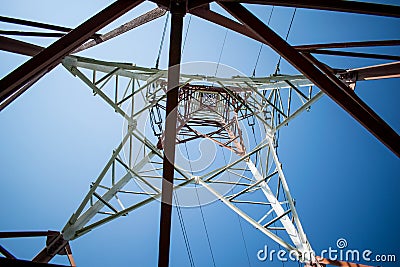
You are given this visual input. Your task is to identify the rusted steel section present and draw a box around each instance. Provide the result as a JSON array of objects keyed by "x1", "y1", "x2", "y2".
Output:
[
  {"x1": 0, "y1": 245, "x2": 16, "y2": 259},
  {"x1": 305, "y1": 49, "x2": 400, "y2": 61},
  {"x1": 0, "y1": 231, "x2": 73, "y2": 264},
  {"x1": 0, "y1": 30, "x2": 64, "y2": 37},
  {"x1": 339, "y1": 61, "x2": 400, "y2": 82},
  {"x1": 0, "y1": 257, "x2": 71, "y2": 267},
  {"x1": 295, "y1": 40, "x2": 400, "y2": 50},
  {"x1": 157, "y1": 1, "x2": 185, "y2": 267},
  {"x1": 220, "y1": 2, "x2": 400, "y2": 157},
  {"x1": 221, "y1": 0, "x2": 400, "y2": 18},
  {"x1": 0, "y1": 231, "x2": 50, "y2": 238},
  {"x1": 0, "y1": 15, "x2": 72, "y2": 33},
  {"x1": 74, "y1": 7, "x2": 167, "y2": 53},
  {"x1": 0, "y1": 36, "x2": 43, "y2": 57},
  {"x1": 0, "y1": 0, "x2": 144, "y2": 110},
  {"x1": 32, "y1": 232, "x2": 69, "y2": 263}
]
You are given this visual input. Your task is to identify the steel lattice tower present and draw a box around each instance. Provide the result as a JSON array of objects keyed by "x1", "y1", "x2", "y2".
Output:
[
  {"x1": 60, "y1": 56, "x2": 319, "y2": 263},
  {"x1": 0, "y1": 1, "x2": 399, "y2": 267}
]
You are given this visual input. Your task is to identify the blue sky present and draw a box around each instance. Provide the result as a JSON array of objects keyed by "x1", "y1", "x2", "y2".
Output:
[{"x1": 1, "y1": 1, "x2": 399, "y2": 266}]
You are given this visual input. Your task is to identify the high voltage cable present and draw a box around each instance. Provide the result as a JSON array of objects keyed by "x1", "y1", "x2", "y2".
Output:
[
  {"x1": 220, "y1": 146, "x2": 252, "y2": 267},
  {"x1": 182, "y1": 28, "x2": 230, "y2": 267},
  {"x1": 214, "y1": 28, "x2": 229, "y2": 78},
  {"x1": 214, "y1": 28, "x2": 252, "y2": 265},
  {"x1": 182, "y1": 14, "x2": 192, "y2": 55},
  {"x1": 272, "y1": 7, "x2": 297, "y2": 154},
  {"x1": 275, "y1": 8, "x2": 297, "y2": 74},
  {"x1": 155, "y1": 12, "x2": 169, "y2": 69},
  {"x1": 194, "y1": 184, "x2": 217, "y2": 267},
  {"x1": 183, "y1": 142, "x2": 217, "y2": 267},
  {"x1": 252, "y1": 6, "x2": 275, "y2": 77},
  {"x1": 174, "y1": 191, "x2": 195, "y2": 267}
]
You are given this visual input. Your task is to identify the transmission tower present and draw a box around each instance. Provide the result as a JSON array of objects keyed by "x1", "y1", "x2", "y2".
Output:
[
  {"x1": 59, "y1": 55, "x2": 319, "y2": 262},
  {"x1": 0, "y1": 1, "x2": 399, "y2": 267}
]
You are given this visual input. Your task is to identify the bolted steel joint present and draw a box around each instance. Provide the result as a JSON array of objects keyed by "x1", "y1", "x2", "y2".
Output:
[
  {"x1": 128, "y1": 119, "x2": 137, "y2": 131},
  {"x1": 193, "y1": 176, "x2": 200, "y2": 184}
]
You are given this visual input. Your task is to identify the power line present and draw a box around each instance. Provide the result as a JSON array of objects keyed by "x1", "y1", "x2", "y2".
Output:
[
  {"x1": 194, "y1": 185, "x2": 217, "y2": 267},
  {"x1": 275, "y1": 8, "x2": 297, "y2": 75},
  {"x1": 174, "y1": 191, "x2": 195, "y2": 267},
  {"x1": 214, "y1": 25, "x2": 253, "y2": 261},
  {"x1": 155, "y1": 12, "x2": 169, "y2": 69},
  {"x1": 183, "y1": 142, "x2": 217, "y2": 267},
  {"x1": 181, "y1": 14, "x2": 192, "y2": 55},
  {"x1": 252, "y1": 6, "x2": 275, "y2": 77},
  {"x1": 220, "y1": 146, "x2": 252, "y2": 267},
  {"x1": 214, "y1": 28, "x2": 229, "y2": 77},
  {"x1": 213, "y1": 27, "x2": 252, "y2": 264},
  {"x1": 237, "y1": 216, "x2": 252, "y2": 267}
]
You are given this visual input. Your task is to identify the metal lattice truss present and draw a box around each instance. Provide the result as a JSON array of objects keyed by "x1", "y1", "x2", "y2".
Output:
[{"x1": 60, "y1": 55, "x2": 322, "y2": 262}]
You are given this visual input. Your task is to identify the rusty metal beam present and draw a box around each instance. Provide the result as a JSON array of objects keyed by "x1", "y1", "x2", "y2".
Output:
[
  {"x1": 190, "y1": 8, "x2": 400, "y2": 63},
  {"x1": 0, "y1": 231, "x2": 50, "y2": 238},
  {"x1": 0, "y1": 36, "x2": 43, "y2": 57},
  {"x1": 0, "y1": 245, "x2": 16, "y2": 259},
  {"x1": 220, "y1": 0, "x2": 400, "y2": 18},
  {"x1": 157, "y1": 1, "x2": 185, "y2": 267},
  {"x1": 300, "y1": 52, "x2": 351, "y2": 91},
  {"x1": 0, "y1": 71, "x2": 45, "y2": 112},
  {"x1": 74, "y1": 7, "x2": 167, "y2": 53},
  {"x1": 190, "y1": 8, "x2": 400, "y2": 65},
  {"x1": 0, "y1": 38, "x2": 45, "y2": 111},
  {"x1": 0, "y1": 231, "x2": 72, "y2": 265},
  {"x1": 340, "y1": 61, "x2": 400, "y2": 81},
  {"x1": 187, "y1": 0, "x2": 214, "y2": 10},
  {"x1": 0, "y1": 31, "x2": 64, "y2": 37},
  {"x1": 32, "y1": 232, "x2": 68, "y2": 263},
  {"x1": 219, "y1": 2, "x2": 400, "y2": 157},
  {"x1": 152, "y1": 0, "x2": 213, "y2": 11},
  {"x1": 0, "y1": 257, "x2": 70, "y2": 267},
  {"x1": 307, "y1": 49, "x2": 400, "y2": 61},
  {"x1": 295, "y1": 40, "x2": 400, "y2": 51},
  {"x1": 64, "y1": 244, "x2": 76, "y2": 267},
  {"x1": 0, "y1": 8, "x2": 166, "y2": 56},
  {"x1": 0, "y1": 0, "x2": 144, "y2": 110},
  {"x1": 0, "y1": 15, "x2": 72, "y2": 33}
]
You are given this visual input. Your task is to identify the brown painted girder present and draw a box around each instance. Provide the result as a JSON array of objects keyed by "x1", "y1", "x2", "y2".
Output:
[
  {"x1": 220, "y1": 0, "x2": 400, "y2": 18},
  {"x1": 0, "y1": 0, "x2": 144, "y2": 109},
  {"x1": 0, "y1": 15, "x2": 72, "y2": 33},
  {"x1": 0, "y1": 257, "x2": 70, "y2": 267},
  {"x1": 219, "y1": 2, "x2": 400, "y2": 157},
  {"x1": 157, "y1": 1, "x2": 185, "y2": 267},
  {"x1": 294, "y1": 40, "x2": 400, "y2": 51},
  {"x1": 340, "y1": 61, "x2": 400, "y2": 81},
  {"x1": 0, "y1": 36, "x2": 43, "y2": 57}
]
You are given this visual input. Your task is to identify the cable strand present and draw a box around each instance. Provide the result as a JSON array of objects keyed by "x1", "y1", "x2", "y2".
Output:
[
  {"x1": 184, "y1": 142, "x2": 217, "y2": 267},
  {"x1": 252, "y1": 6, "x2": 275, "y2": 77},
  {"x1": 155, "y1": 12, "x2": 170, "y2": 69},
  {"x1": 275, "y1": 8, "x2": 297, "y2": 75}
]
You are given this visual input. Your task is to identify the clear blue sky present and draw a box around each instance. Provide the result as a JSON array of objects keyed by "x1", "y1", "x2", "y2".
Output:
[{"x1": 0, "y1": 1, "x2": 399, "y2": 266}]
